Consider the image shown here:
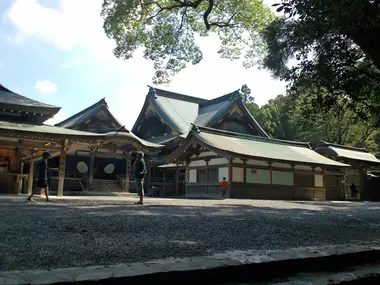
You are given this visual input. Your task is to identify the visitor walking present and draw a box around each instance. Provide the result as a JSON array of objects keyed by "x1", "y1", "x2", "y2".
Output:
[
  {"x1": 27, "y1": 151, "x2": 58, "y2": 202},
  {"x1": 133, "y1": 151, "x2": 147, "y2": 205},
  {"x1": 221, "y1": 177, "x2": 228, "y2": 198}
]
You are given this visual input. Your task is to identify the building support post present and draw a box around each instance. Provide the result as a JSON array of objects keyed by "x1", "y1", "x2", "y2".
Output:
[
  {"x1": 27, "y1": 160, "x2": 36, "y2": 195},
  {"x1": 175, "y1": 167, "x2": 180, "y2": 196},
  {"x1": 205, "y1": 159, "x2": 210, "y2": 194},
  {"x1": 89, "y1": 153, "x2": 95, "y2": 186},
  {"x1": 147, "y1": 161, "x2": 151, "y2": 195},
  {"x1": 125, "y1": 156, "x2": 131, "y2": 192},
  {"x1": 185, "y1": 160, "x2": 190, "y2": 196},
  {"x1": 311, "y1": 166, "x2": 316, "y2": 199},
  {"x1": 228, "y1": 157, "x2": 233, "y2": 198},
  {"x1": 163, "y1": 168, "x2": 167, "y2": 196},
  {"x1": 343, "y1": 168, "x2": 348, "y2": 200},
  {"x1": 57, "y1": 141, "x2": 67, "y2": 197},
  {"x1": 242, "y1": 159, "x2": 247, "y2": 184}
]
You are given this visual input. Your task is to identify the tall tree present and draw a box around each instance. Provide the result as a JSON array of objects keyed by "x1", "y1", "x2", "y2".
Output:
[
  {"x1": 272, "y1": 0, "x2": 380, "y2": 70},
  {"x1": 261, "y1": 1, "x2": 380, "y2": 120},
  {"x1": 101, "y1": 0, "x2": 274, "y2": 83},
  {"x1": 249, "y1": 91, "x2": 380, "y2": 151},
  {"x1": 240, "y1": 84, "x2": 253, "y2": 104}
]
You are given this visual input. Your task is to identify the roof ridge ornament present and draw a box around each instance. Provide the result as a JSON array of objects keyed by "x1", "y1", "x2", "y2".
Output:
[
  {"x1": 148, "y1": 86, "x2": 158, "y2": 99},
  {"x1": 191, "y1": 123, "x2": 200, "y2": 133}
]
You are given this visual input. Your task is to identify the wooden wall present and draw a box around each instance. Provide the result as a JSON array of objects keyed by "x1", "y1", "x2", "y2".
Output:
[{"x1": 186, "y1": 155, "x2": 327, "y2": 200}]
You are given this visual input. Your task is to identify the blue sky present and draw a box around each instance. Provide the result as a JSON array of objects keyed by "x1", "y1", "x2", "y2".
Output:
[{"x1": 0, "y1": 0, "x2": 286, "y2": 129}]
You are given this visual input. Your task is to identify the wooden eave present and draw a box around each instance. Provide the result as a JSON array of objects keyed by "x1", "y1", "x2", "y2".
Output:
[{"x1": 159, "y1": 128, "x2": 349, "y2": 169}]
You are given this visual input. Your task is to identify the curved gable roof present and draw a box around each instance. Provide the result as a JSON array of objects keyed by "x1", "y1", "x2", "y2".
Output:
[
  {"x1": 0, "y1": 84, "x2": 60, "y2": 115},
  {"x1": 133, "y1": 86, "x2": 268, "y2": 137},
  {"x1": 160, "y1": 125, "x2": 349, "y2": 167},
  {"x1": 315, "y1": 142, "x2": 380, "y2": 165},
  {"x1": 55, "y1": 98, "x2": 122, "y2": 129}
]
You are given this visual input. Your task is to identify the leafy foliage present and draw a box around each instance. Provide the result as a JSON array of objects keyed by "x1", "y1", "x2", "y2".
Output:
[
  {"x1": 244, "y1": 85, "x2": 380, "y2": 152},
  {"x1": 239, "y1": 84, "x2": 253, "y2": 104},
  {"x1": 261, "y1": 0, "x2": 380, "y2": 121},
  {"x1": 101, "y1": 0, "x2": 274, "y2": 84}
]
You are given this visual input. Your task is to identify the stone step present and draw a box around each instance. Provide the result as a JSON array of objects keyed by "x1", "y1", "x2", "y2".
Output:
[
  {"x1": 3, "y1": 242, "x2": 380, "y2": 285},
  {"x1": 90, "y1": 180, "x2": 123, "y2": 192}
]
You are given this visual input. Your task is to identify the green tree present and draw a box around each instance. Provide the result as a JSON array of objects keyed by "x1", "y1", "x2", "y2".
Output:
[
  {"x1": 101, "y1": 0, "x2": 274, "y2": 84},
  {"x1": 254, "y1": 94, "x2": 298, "y2": 140},
  {"x1": 240, "y1": 84, "x2": 253, "y2": 104},
  {"x1": 261, "y1": 1, "x2": 380, "y2": 121},
  {"x1": 246, "y1": 91, "x2": 380, "y2": 151},
  {"x1": 272, "y1": 0, "x2": 380, "y2": 70}
]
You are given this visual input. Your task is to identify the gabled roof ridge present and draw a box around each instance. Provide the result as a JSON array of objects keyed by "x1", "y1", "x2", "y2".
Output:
[
  {"x1": 148, "y1": 86, "x2": 207, "y2": 104},
  {"x1": 0, "y1": 83, "x2": 60, "y2": 109},
  {"x1": 319, "y1": 141, "x2": 369, "y2": 153},
  {"x1": 55, "y1": 97, "x2": 107, "y2": 126},
  {"x1": 0, "y1": 84, "x2": 13, "y2": 93},
  {"x1": 199, "y1": 90, "x2": 240, "y2": 107},
  {"x1": 192, "y1": 125, "x2": 311, "y2": 148}
]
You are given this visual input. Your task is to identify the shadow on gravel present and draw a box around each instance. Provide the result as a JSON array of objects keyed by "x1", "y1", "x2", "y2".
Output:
[{"x1": 1, "y1": 196, "x2": 380, "y2": 272}]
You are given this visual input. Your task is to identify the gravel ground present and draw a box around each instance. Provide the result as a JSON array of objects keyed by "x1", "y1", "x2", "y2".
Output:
[{"x1": 1, "y1": 195, "x2": 380, "y2": 271}]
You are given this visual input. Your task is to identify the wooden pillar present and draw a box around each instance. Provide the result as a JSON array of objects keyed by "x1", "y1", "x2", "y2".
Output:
[
  {"x1": 163, "y1": 168, "x2": 167, "y2": 196},
  {"x1": 57, "y1": 141, "x2": 67, "y2": 197},
  {"x1": 146, "y1": 161, "x2": 151, "y2": 195},
  {"x1": 175, "y1": 167, "x2": 180, "y2": 196},
  {"x1": 89, "y1": 153, "x2": 95, "y2": 185},
  {"x1": 311, "y1": 166, "x2": 316, "y2": 199},
  {"x1": 10, "y1": 147, "x2": 22, "y2": 173},
  {"x1": 27, "y1": 161, "x2": 36, "y2": 194},
  {"x1": 269, "y1": 162, "x2": 273, "y2": 184},
  {"x1": 243, "y1": 159, "x2": 247, "y2": 184},
  {"x1": 343, "y1": 168, "x2": 348, "y2": 200},
  {"x1": 205, "y1": 159, "x2": 210, "y2": 194},
  {"x1": 228, "y1": 158, "x2": 233, "y2": 197},
  {"x1": 125, "y1": 156, "x2": 131, "y2": 192},
  {"x1": 185, "y1": 160, "x2": 190, "y2": 196},
  {"x1": 322, "y1": 168, "x2": 327, "y2": 200}
]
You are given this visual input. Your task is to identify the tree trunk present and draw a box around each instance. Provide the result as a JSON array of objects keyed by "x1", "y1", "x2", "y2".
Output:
[{"x1": 351, "y1": 27, "x2": 380, "y2": 72}]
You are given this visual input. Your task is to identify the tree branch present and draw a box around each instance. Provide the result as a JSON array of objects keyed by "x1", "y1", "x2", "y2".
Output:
[
  {"x1": 144, "y1": 0, "x2": 205, "y2": 23},
  {"x1": 203, "y1": 0, "x2": 214, "y2": 30}
]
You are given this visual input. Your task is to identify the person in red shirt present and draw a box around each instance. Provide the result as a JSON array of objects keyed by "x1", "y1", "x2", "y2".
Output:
[{"x1": 221, "y1": 177, "x2": 228, "y2": 198}]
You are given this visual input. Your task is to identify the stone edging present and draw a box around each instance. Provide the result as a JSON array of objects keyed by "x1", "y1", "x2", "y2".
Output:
[{"x1": 2, "y1": 241, "x2": 380, "y2": 285}]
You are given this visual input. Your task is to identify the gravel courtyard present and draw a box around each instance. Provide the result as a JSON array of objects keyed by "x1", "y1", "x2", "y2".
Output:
[{"x1": 1, "y1": 195, "x2": 380, "y2": 272}]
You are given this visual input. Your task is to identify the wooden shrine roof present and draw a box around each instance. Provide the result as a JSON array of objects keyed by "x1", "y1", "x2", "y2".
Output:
[
  {"x1": 0, "y1": 84, "x2": 60, "y2": 116},
  {"x1": 315, "y1": 142, "x2": 380, "y2": 165},
  {"x1": 159, "y1": 125, "x2": 349, "y2": 168},
  {"x1": 132, "y1": 86, "x2": 268, "y2": 138},
  {"x1": 55, "y1": 98, "x2": 122, "y2": 129}
]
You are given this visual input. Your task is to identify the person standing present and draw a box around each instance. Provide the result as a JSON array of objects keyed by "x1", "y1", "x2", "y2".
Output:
[
  {"x1": 221, "y1": 177, "x2": 228, "y2": 198},
  {"x1": 133, "y1": 151, "x2": 147, "y2": 205},
  {"x1": 27, "y1": 151, "x2": 58, "y2": 202},
  {"x1": 350, "y1": 182, "x2": 357, "y2": 200}
]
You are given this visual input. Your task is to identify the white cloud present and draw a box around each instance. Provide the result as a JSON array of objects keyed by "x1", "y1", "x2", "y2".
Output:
[
  {"x1": 35, "y1": 79, "x2": 58, "y2": 95},
  {"x1": 6, "y1": 0, "x2": 287, "y2": 129},
  {"x1": 5, "y1": 0, "x2": 121, "y2": 65},
  {"x1": 45, "y1": 110, "x2": 67, "y2": 126}
]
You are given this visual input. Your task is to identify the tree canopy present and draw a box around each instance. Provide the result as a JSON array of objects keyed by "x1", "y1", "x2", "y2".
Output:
[
  {"x1": 101, "y1": 0, "x2": 274, "y2": 83},
  {"x1": 246, "y1": 87, "x2": 380, "y2": 153},
  {"x1": 262, "y1": 0, "x2": 380, "y2": 121}
]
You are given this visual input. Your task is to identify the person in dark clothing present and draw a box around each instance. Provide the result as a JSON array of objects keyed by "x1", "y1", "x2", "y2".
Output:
[
  {"x1": 133, "y1": 152, "x2": 147, "y2": 205},
  {"x1": 27, "y1": 151, "x2": 58, "y2": 202},
  {"x1": 350, "y1": 183, "x2": 357, "y2": 199}
]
